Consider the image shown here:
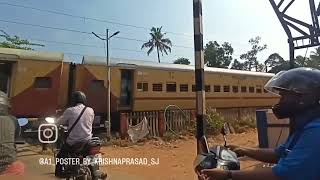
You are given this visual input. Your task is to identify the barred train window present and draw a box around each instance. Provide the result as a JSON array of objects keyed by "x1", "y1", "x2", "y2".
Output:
[
  {"x1": 166, "y1": 83, "x2": 176, "y2": 92},
  {"x1": 180, "y1": 84, "x2": 188, "y2": 92},
  {"x1": 232, "y1": 86, "x2": 239, "y2": 93},
  {"x1": 137, "y1": 82, "x2": 148, "y2": 92},
  {"x1": 256, "y1": 85, "x2": 262, "y2": 93},
  {"x1": 205, "y1": 85, "x2": 211, "y2": 92},
  {"x1": 214, "y1": 85, "x2": 221, "y2": 92},
  {"x1": 192, "y1": 85, "x2": 196, "y2": 92},
  {"x1": 34, "y1": 77, "x2": 52, "y2": 89},
  {"x1": 223, "y1": 85, "x2": 230, "y2": 92},
  {"x1": 249, "y1": 86, "x2": 255, "y2": 93},
  {"x1": 91, "y1": 80, "x2": 105, "y2": 90},
  {"x1": 152, "y1": 84, "x2": 162, "y2": 92},
  {"x1": 241, "y1": 86, "x2": 247, "y2": 93}
]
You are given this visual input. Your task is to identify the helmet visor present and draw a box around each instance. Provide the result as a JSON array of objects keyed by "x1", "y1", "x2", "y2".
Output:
[{"x1": 264, "y1": 68, "x2": 319, "y2": 96}]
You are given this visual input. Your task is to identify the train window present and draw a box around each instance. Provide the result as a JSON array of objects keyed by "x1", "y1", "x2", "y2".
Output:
[
  {"x1": 143, "y1": 83, "x2": 148, "y2": 91},
  {"x1": 249, "y1": 86, "x2": 255, "y2": 93},
  {"x1": 34, "y1": 77, "x2": 52, "y2": 89},
  {"x1": 166, "y1": 83, "x2": 176, "y2": 92},
  {"x1": 241, "y1": 86, "x2": 247, "y2": 93},
  {"x1": 205, "y1": 85, "x2": 211, "y2": 92},
  {"x1": 91, "y1": 80, "x2": 105, "y2": 90},
  {"x1": 192, "y1": 85, "x2": 196, "y2": 92},
  {"x1": 256, "y1": 85, "x2": 262, "y2": 93},
  {"x1": 223, "y1": 85, "x2": 230, "y2": 92},
  {"x1": 232, "y1": 86, "x2": 239, "y2": 93},
  {"x1": 152, "y1": 84, "x2": 163, "y2": 92},
  {"x1": 180, "y1": 84, "x2": 189, "y2": 92},
  {"x1": 214, "y1": 85, "x2": 221, "y2": 92},
  {"x1": 137, "y1": 82, "x2": 148, "y2": 92}
]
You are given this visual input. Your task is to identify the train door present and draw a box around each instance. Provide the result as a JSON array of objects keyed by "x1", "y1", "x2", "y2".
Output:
[
  {"x1": 0, "y1": 62, "x2": 13, "y2": 96},
  {"x1": 119, "y1": 69, "x2": 134, "y2": 110}
]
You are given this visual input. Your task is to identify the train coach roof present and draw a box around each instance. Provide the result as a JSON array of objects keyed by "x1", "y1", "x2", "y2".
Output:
[
  {"x1": 82, "y1": 55, "x2": 274, "y2": 77},
  {"x1": 0, "y1": 48, "x2": 64, "y2": 62}
]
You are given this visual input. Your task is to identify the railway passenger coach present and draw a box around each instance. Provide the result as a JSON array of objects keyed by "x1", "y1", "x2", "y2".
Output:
[{"x1": 0, "y1": 48, "x2": 279, "y2": 130}]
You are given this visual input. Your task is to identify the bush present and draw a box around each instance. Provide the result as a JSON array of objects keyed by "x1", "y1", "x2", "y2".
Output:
[
  {"x1": 205, "y1": 107, "x2": 226, "y2": 135},
  {"x1": 226, "y1": 114, "x2": 256, "y2": 133},
  {"x1": 205, "y1": 107, "x2": 256, "y2": 134},
  {"x1": 162, "y1": 131, "x2": 179, "y2": 142}
]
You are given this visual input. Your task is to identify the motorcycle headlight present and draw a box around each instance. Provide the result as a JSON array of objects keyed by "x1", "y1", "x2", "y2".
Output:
[{"x1": 45, "y1": 117, "x2": 55, "y2": 124}]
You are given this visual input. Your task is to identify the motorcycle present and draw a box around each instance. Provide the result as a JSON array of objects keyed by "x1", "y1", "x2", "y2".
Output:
[
  {"x1": 44, "y1": 117, "x2": 107, "y2": 180},
  {"x1": 194, "y1": 123, "x2": 240, "y2": 173}
]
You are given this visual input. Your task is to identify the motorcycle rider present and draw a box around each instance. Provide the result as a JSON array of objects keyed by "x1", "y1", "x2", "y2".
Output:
[
  {"x1": 0, "y1": 91, "x2": 25, "y2": 176},
  {"x1": 55, "y1": 91, "x2": 95, "y2": 178},
  {"x1": 200, "y1": 67, "x2": 320, "y2": 180}
]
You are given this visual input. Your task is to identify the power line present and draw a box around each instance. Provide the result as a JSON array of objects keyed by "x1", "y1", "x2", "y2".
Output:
[
  {"x1": 0, "y1": 1, "x2": 194, "y2": 38},
  {"x1": 29, "y1": 38, "x2": 147, "y2": 53},
  {"x1": 0, "y1": 1, "x2": 265, "y2": 48},
  {"x1": 0, "y1": 1, "x2": 254, "y2": 47},
  {"x1": 21, "y1": 37, "x2": 190, "y2": 57},
  {"x1": 0, "y1": 19, "x2": 194, "y2": 49}
]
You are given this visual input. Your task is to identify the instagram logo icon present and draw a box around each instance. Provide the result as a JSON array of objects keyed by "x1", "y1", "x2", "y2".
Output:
[{"x1": 38, "y1": 124, "x2": 58, "y2": 144}]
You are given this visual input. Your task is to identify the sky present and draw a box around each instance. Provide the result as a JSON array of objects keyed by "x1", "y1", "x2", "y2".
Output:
[{"x1": 0, "y1": 0, "x2": 319, "y2": 64}]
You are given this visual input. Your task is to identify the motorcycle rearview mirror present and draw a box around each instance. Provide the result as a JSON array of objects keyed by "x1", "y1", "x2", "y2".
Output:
[
  {"x1": 221, "y1": 123, "x2": 231, "y2": 147},
  {"x1": 221, "y1": 123, "x2": 231, "y2": 136},
  {"x1": 17, "y1": 118, "x2": 29, "y2": 127}
]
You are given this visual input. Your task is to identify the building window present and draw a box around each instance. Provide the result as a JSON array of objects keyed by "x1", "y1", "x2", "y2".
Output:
[
  {"x1": 249, "y1": 86, "x2": 255, "y2": 93},
  {"x1": 166, "y1": 83, "x2": 176, "y2": 92},
  {"x1": 152, "y1": 83, "x2": 162, "y2": 92},
  {"x1": 34, "y1": 77, "x2": 52, "y2": 89},
  {"x1": 91, "y1": 80, "x2": 105, "y2": 90},
  {"x1": 137, "y1": 82, "x2": 148, "y2": 92},
  {"x1": 192, "y1": 85, "x2": 196, "y2": 92},
  {"x1": 241, "y1": 86, "x2": 247, "y2": 93},
  {"x1": 256, "y1": 85, "x2": 262, "y2": 93},
  {"x1": 232, "y1": 86, "x2": 239, "y2": 93},
  {"x1": 180, "y1": 84, "x2": 189, "y2": 92},
  {"x1": 223, "y1": 85, "x2": 230, "y2": 92},
  {"x1": 205, "y1": 85, "x2": 211, "y2": 92},
  {"x1": 214, "y1": 85, "x2": 221, "y2": 92}
]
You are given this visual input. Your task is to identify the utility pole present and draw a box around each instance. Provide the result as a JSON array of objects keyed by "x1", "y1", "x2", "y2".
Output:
[
  {"x1": 193, "y1": 0, "x2": 207, "y2": 155},
  {"x1": 92, "y1": 29, "x2": 120, "y2": 137}
]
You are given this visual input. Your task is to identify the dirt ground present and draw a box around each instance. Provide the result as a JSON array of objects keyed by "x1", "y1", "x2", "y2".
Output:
[{"x1": 100, "y1": 129, "x2": 262, "y2": 180}]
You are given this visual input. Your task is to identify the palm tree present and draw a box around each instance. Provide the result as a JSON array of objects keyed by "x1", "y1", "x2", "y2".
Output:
[{"x1": 141, "y1": 26, "x2": 172, "y2": 63}]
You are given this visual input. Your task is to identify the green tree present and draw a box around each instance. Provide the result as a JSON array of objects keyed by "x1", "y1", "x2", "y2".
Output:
[
  {"x1": 264, "y1": 53, "x2": 285, "y2": 72},
  {"x1": 256, "y1": 63, "x2": 265, "y2": 72},
  {"x1": 240, "y1": 36, "x2": 267, "y2": 71},
  {"x1": 204, "y1": 41, "x2": 233, "y2": 68},
  {"x1": 295, "y1": 55, "x2": 309, "y2": 67},
  {"x1": 173, "y1": 57, "x2": 190, "y2": 65},
  {"x1": 308, "y1": 47, "x2": 320, "y2": 69},
  {"x1": 0, "y1": 30, "x2": 44, "y2": 50},
  {"x1": 231, "y1": 59, "x2": 246, "y2": 70},
  {"x1": 141, "y1": 26, "x2": 172, "y2": 63}
]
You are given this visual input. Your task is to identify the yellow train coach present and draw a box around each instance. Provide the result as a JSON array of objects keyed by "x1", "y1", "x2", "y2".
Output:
[
  {"x1": 82, "y1": 56, "x2": 279, "y2": 113},
  {"x1": 0, "y1": 48, "x2": 278, "y2": 124},
  {"x1": 0, "y1": 48, "x2": 70, "y2": 118}
]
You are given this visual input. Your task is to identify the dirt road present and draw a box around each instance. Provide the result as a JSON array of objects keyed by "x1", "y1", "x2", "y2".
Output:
[
  {"x1": 100, "y1": 129, "x2": 261, "y2": 180},
  {"x1": 7, "y1": 129, "x2": 262, "y2": 180}
]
